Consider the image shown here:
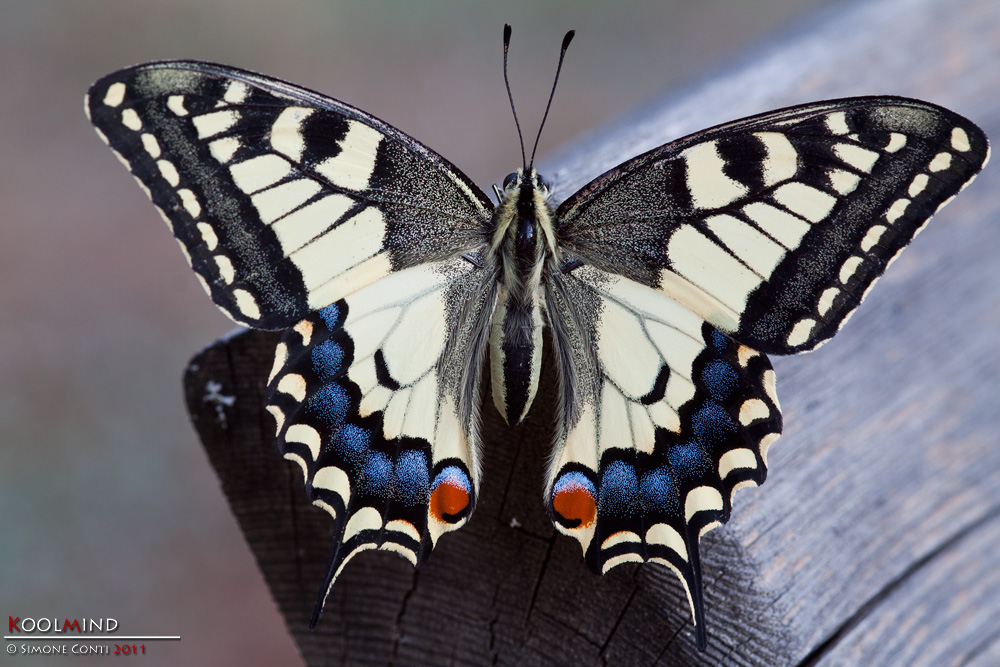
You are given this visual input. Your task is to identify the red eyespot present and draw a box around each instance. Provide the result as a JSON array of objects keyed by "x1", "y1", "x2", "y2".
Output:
[
  {"x1": 430, "y1": 466, "x2": 471, "y2": 522},
  {"x1": 551, "y1": 473, "x2": 597, "y2": 528}
]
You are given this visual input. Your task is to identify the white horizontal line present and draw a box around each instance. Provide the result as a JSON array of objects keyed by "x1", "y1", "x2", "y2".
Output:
[{"x1": 3, "y1": 636, "x2": 180, "y2": 640}]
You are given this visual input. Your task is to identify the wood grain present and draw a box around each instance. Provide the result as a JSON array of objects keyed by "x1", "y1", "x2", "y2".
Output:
[{"x1": 183, "y1": 0, "x2": 1000, "y2": 663}]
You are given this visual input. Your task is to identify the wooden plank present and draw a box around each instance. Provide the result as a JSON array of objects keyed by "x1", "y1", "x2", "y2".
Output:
[{"x1": 183, "y1": 0, "x2": 1000, "y2": 663}]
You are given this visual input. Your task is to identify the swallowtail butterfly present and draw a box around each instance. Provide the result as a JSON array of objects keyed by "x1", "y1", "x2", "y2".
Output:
[{"x1": 86, "y1": 27, "x2": 988, "y2": 651}]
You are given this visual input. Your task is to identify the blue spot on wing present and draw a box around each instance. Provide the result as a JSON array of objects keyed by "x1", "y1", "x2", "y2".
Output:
[
  {"x1": 640, "y1": 466, "x2": 678, "y2": 514},
  {"x1": 701, "y1": 360, "x2": 738, "y2": 400},
  {"x1": 598, "y1": 460, "x2": 639, "y2": 517},
  {"x1": 393, "y1": 450, "x2": 430, "y2": 505},
  {"x1": 668, "y1": 440, "x2": 709, "y2": 477},
  {"x1": 359, "y1": 450, "x2": 392, "y2": 496},
  {"x1": 707, "y1": 327, "x2": 729, "y2": 352},
  {"x1": 316, "y1": 302, "x2": 342, "y2": 331},
  {"x1": 327, "y1": 423, "x2": 370, "y2": 465},
  {"x1": 306, "y1": 383, "x2": 350, "y2": 427},
  {"x1": 692, "y1": 403, "x2": 736, "y2": 447},
  {"x1": 311, "y1": 339, "x2": 345, "y2": 381}
]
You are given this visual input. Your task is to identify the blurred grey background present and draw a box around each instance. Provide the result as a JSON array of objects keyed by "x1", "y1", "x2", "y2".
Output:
[{"x1": 0, "y1": 1, "x2": 844, "y2": 664}]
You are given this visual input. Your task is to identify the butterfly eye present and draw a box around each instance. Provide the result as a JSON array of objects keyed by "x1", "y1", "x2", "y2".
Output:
[
  {"x1": 537, "y1": 174, "x2": 552, "y2": 192},
  {"x1": 502, "y1": 172, "x2": 518, "y2": 189}
]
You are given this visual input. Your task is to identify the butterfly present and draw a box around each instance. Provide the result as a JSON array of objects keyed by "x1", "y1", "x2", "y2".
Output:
[{"x1": 86, "y1": 27, "x2": 988, "y2": 651}]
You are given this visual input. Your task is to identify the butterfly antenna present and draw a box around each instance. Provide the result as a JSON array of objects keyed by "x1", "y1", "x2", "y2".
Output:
[
  {"x1": 528, "y1": 29, "x2": 575, "y2": 170},
  {"x1": 503, "y1": 24, "x2": 527, "y2": 169}
]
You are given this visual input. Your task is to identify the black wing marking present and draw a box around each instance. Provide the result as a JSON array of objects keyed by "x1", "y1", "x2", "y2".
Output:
[
  {"x1": 555, "y1": 97, "x2": 988, "y2": 354},
  {"x1": 86, "y1": 61, "x2": 493, "y2": 329}
]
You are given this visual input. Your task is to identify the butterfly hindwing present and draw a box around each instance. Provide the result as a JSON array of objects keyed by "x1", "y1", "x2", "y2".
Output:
[
  {"x1": 544, "y1": 265, "x2": 780, "y2": 647},
  {"x1": 266, "y1": 257, "x2": 498, "y2": 619},
  {"x1": 85, "y1": 61, "x2": 492, "y2": 330},
  {"x1": 555, "y1": 97, "x2": 989, "y2": 354}
]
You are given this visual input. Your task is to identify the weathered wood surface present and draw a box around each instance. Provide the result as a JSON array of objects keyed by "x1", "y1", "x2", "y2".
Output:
[{"x1": 183, "y1": 0, "x2": 1000, "y2": 663}]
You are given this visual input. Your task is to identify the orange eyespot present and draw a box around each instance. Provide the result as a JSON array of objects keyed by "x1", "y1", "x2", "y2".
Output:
[
  {"x1": 551, "y1": 472, "x2": 597, "y2": 528},
  {"x1": 429, "y1": 466, "x2": 471, "y2": 523}
]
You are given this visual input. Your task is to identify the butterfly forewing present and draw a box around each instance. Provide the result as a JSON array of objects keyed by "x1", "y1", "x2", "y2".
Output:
[
  {"x1": 85, "y1": 61, "x2": 492, "y2": 330},
  {"x1": 555, "y1": 97, "x2": 989, "y2": 354}
]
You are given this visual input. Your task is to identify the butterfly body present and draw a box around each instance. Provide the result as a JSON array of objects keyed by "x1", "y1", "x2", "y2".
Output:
[
  {"x1": 488, "y1": 168, "x2": 555, "y2": 425},
  {"x1": 87, "y1": 54, "x2": 988, "y2": 650}
]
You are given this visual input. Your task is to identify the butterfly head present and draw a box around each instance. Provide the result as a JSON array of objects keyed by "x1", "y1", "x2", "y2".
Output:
[{"x1": 500, "y1": 168, "x2": 553, "y2": 200}]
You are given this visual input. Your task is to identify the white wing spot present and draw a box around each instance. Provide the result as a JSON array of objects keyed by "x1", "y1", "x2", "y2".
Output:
[
  {"x1": 209, "y1": 137, "x2": 240, "y2": 164},
  {"x1": 271, "y1": 107, "x2": 316, "y2": 162},
  {"x1": 233, "y1": 289, "x2": 261, "y2": 320},
  {"x1": 828, "y1": 169, "x2": 861, "y2": 195},
  {"x1": 293, "y1": 320, "x2": 313, "y2": 346},
  {"x1": 860, "y1": 225, "x2": 886, "y2": 252},
  {"x1": 684, "y1": 486, "x2": 723, "y2": 521},
  {"x1": 223, "y1": 81, "x2": 250, "y2": 104},
  {"x1": 683, "y1": 140, "x2": 749, "y2": 209},
  {"x1": 818, "y1": 287, "x2": 840, "y2": 317},
  {"x1": 787, "y1": 318, "x2": 815, "y2": 347},
  {"x1": 645, "y1": 523, "x2": 687, "y2": 561},
  {"x1": 602, "y1": 531, "x2": 641, "y2": 550},
  {"x1": 121, "y1": 108, "x2": 142, "y2": 131},
  {"x1": 908, "y1": 173, "x2": 929, "y2": 197},
  {"x1": 886, "y1": 198, "x2": 910, "y2": 224},
  {"x1": 718, "y1": 448, "x2": 757, "y2": 479},
  {"x1": 839, "y1": 256, "x2": 863, "y2": 284},
  {"x1": 833, "y1": 143, "x2": 879, "y2": 173},
  {"x1": 755, "y1": 132, "x2": 798, "y2": 187},
  {"x1": 193, "y1": 110, "x2": 240, "y2": 139},
  {"x1": 178, "y1": 188, "x2": 202, "y2": 218},
  {"x1": 824, "y1": 111, "x2": 850, "y2": 135},
  {"x1": 285, "y1": 423, "x2": 322, "y2": 460},
  {"x1": 214, "y1": 254, "x2": 236, "y2": 284},
  {"x1": 167, "y1": 95, "x2": 188, "y2": 116},
  {"x1": 140, "y1": 133, "x2": 161, "y2": 158},
  {"x1": 951, "y1": 127, "x2": 971, "y2": 152},
  {"x1": 197, "y1": 222, "x2": 219, "y2": 251},
  {"x1": 268, "y1": 342, "x2": 288, "y2": 385},
  {"x1": 738, "y1": 399, "x2": 769, "y2": 426},
  {"x1": 928, "y1": 152, "x2": 952, "y2": 172},
  {"x1": 277, "y1": 373, "x2": 307, "y2": 402},
  {"x1": 157, "y1": 159, "x2": 180, "y2": 186},
  {"x1": 772, "y1": 182, "x2": 837, "y2": 223},
  {"x1": 103, "y1": 82, "x2": 126, "y2": 107},
  {"x1": 759, "y1": 432, "x2": 780, "y2": 467},
  {"x1": 313, "y1": 466, "x2": 352, "y2": 505},
  {"x1": 343, "y1": 507, "x2": 383, "y2": 543},
  {"x1": 292, "y1": 206, "x2": 386, "y2": 292},
  {"x1": 315, "y1": 120, "x2": 383, "y2": 191},
  {"x1": 266, "y1": 405, "x2": 285, "y2": 434},
  {"x1": 884, "y1": 133, "x2": 906, "y2": 153}
]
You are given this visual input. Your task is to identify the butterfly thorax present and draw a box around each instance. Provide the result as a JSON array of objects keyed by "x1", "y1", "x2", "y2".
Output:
[{"x1": 488, "y1": 168, "x2": 556, "y2": 425}]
